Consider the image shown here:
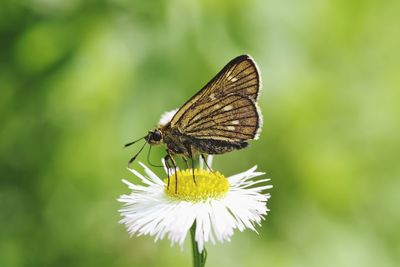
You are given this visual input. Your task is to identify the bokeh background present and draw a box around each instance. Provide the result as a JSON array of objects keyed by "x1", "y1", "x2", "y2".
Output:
[{"x1": 1, "y1": 0, "x2": 399, "y2": 266}]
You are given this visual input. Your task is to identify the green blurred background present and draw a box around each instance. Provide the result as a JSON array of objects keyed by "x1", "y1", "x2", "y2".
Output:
[{"x1": 1, "y1": 0, "x2": 399, "y2": 266}]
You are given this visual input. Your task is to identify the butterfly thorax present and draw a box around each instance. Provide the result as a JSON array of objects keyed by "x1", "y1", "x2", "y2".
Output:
[{"x1": 161, "y1": 126, "x2": 191, "y2": 156}]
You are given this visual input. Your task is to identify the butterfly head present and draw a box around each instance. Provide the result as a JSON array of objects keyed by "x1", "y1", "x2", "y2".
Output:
[{"x1": 146, "y1": 128, "x2": 163, "y2": 145}]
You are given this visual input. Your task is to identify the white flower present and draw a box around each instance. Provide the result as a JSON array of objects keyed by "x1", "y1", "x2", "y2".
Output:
[{"x1": 118, "y1": 156, "x2": 272, "y2": 252}]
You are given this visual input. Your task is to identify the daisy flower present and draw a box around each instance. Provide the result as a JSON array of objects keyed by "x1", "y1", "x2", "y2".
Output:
[{"x1": 118, "y1": 156, "x2": 272, "y2": 254}]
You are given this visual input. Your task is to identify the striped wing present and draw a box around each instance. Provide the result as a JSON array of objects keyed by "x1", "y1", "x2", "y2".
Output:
[
  {"x1": 183, "y1": 94, "x2": 261, "y2": 141},
  {"x1": 170, "y1": 55, "x2": 261, "y2": 136}
]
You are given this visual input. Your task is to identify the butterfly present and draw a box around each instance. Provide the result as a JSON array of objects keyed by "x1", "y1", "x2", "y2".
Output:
[{"x1": 126, "y1": 55, "x2": 262, "y2": 189}]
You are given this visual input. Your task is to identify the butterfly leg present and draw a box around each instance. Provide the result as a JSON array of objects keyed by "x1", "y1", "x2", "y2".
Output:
[
  {"x1": 182, "y1": 156, "x2": 190, "y2": 169},
  {"x1": 201, "y1": 154, "x2": 214, "y2": 172},
  {"x1": 171, "y1": 155, "x2": 179, "y2": 194},
  {"x1": 164, "y1": 154, "x2": 171, "y2": 188},
  {"x1": 191, "y1": 157, "x2": 197, "y2": 185},
  {"x1": 166, "y1": 150, "x2": 179, "y2": 193},
  {"x1": 188, "y1": 148, "x2": 197, "y2": 185}
]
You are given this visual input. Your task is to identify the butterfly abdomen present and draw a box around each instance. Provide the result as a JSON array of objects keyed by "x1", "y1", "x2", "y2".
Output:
[{"x1": 190, "y1": 137, "x2": 248, "y2": 155}]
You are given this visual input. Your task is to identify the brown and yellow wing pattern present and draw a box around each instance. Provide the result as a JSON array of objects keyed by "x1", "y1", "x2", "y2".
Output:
[
  {"x1": 171, "y1": 55, "x2": 261, "y2": 122},
  {"x1": 170, "y1": 55, "x2": 262, "y2": 143},
  {"x1": 183, "y1": 94, "x2": 260, "y2": 142}
]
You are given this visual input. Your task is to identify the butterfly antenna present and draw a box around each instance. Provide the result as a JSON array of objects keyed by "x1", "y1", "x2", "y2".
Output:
[
  {"x1": 147, "y1": 145, "x2": 164, "y2": 168},
  {"x1": 124, "y1": 135, "x2": 147, "y2": 148},
  {"x1": 128, "y1": 140, "x2": 147, "y2": 166}
]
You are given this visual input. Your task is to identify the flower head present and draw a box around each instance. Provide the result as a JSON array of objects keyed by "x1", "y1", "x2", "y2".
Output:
[{"x1": 118, "y1": 156, "x2": 272, "y2": 252}]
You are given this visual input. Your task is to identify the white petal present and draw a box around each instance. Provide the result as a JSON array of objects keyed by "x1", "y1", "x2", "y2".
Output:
[
  {"x1": 158, "y1": 109, "x2": 178, "y2": 126},
  {"x1": 127, "y1": 168, "x2": 154, "y2": 186},
  {"x1": 228, "y1": 165, "x2": 259, "y2": 185},
  {"x1": 207, "y1": 155, "x2": 213, "y2": 168},
  {"x1": 139, "y1": 162, "x2": 164, "y2": 186},
  {"x1": 161, "y1": 158, "x2": 168, "y2": 175}
]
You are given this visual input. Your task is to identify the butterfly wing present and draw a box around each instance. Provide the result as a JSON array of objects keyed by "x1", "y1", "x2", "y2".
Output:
[
  {"x1": 183, "y1": 93, "x2": 261, "y2": 141},
  {"x1": 170, "y1": 55, "x2": 261, "y2": 135}
]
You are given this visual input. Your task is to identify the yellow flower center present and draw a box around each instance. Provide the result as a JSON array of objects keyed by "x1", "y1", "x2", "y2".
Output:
[{"x1": 164, "y1": 169, "x2": 229, "y2": 202}]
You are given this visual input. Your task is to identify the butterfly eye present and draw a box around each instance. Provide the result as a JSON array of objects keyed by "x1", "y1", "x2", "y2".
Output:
[{"x1": 152, "y1": 131, "x2": 162, "y2": 141}]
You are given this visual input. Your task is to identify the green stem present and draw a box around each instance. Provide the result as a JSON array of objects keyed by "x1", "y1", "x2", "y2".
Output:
[{"x1": 190, "y1": 222, "x2": 207, "y2": 267}]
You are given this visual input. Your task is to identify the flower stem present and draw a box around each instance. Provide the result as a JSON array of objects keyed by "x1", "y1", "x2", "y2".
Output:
[{"x1": 190, "y1": 222, "x2": 207, "y2": 267}]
